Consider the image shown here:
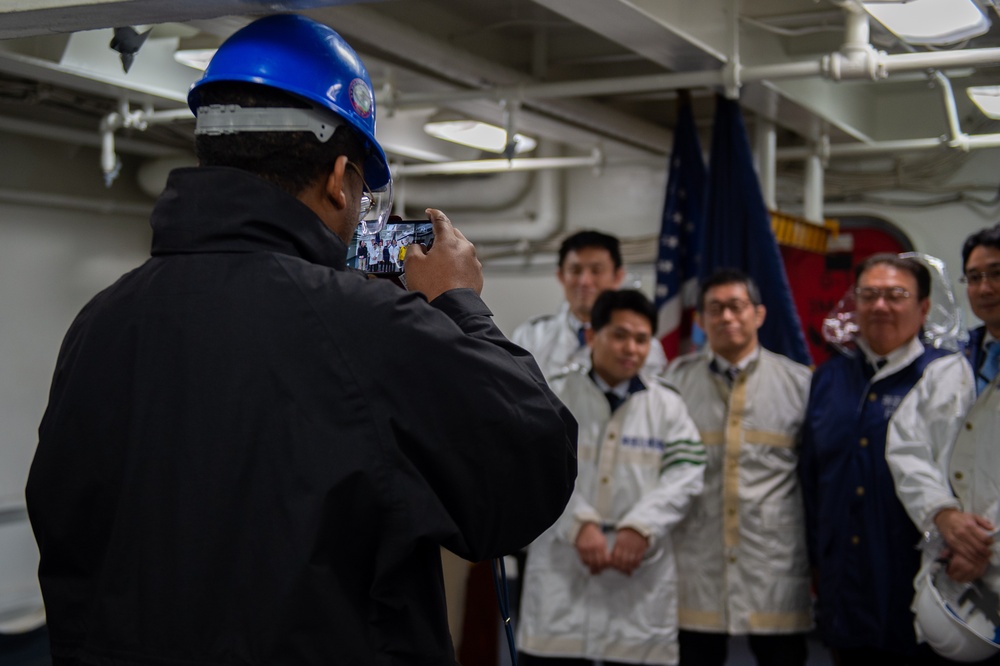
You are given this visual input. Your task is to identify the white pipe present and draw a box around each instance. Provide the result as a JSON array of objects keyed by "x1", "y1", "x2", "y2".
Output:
[
  {"x1": 882, "y1": 48, "x2": 1000, "y2": 74},
  {"x1": 0, "y1": 188, "x2": 152, "y2": 216},
  {"x1": 393, "y1": 149, "x2": 603, "y2": 177},
  {"x1": 397, "y1": 170, "x2": 533, "y2": 212},
  {"x1": 391, "y1": 48, "x2": 1000, "y2": 108},
  {"x1": 754, "y1": 118, "x2": 777, "y2": 210},
  {"x1": 772, "y1": 134, "x2": 1000, "y2": 160},
  {"x1": 460, "y1": 165, "x2": 564, "y2": 244},
  {"x1": 99, "y1": 104, "x2": 194, "y2": 187},
  {"x1": 0, "y1": 115, "x2": 181, "y2": 157},
  {"x1": 777, "y1": 138, "x2": 941, "y2": 159},
  {"x1": 931, "y1": 71, "x2": 968, "y2": 150},
  {"x1": 803, "y1": 150, "x2": 825, "y2": 223}
]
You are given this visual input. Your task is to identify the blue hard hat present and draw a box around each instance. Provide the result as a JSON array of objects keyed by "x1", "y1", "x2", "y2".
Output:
[{"x1": 188, "y1": 14, "x2": 390, "y2": 190}]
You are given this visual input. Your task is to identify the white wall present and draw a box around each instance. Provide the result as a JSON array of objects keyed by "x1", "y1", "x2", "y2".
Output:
[{"x1": 0, "y1": 197, "x2": 150, "y2": 629}]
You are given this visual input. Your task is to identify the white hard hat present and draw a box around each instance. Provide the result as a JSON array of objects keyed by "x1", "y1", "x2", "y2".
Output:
[{"x1": 915, "y1": 564, "x2": 1000, "y2": 662}]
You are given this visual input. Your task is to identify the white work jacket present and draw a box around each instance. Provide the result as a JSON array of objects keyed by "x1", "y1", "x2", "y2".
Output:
[
  {"x1": 518, "y1": 369, "x2": 705, "y2": 665},
  {"x1": 512, "y1": 301, "x2": 668, "y2": 380},
  {"x1": 664, "y1": 347, "x2": 813, "y2": 634},
  {"x1": 886, "y1": 350, "x2": 1000, "y2": 611}
]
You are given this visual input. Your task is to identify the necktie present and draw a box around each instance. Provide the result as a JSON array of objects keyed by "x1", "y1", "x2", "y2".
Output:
[
  {"x1": 725, "y1": 366, "x2": 740, "y2": 385},
  {"x1": 863, "y1": 358, "x2": 886, "y2": 381},
  {"x1": 577, "y1": 326, "x2": 587, "y2": 348},
  {"x1": 604, "y1": 391, "x2": 623, "y2": 412},
  {"x1": 977, "y1": 342, "x2": 1000, "y2": 395}
]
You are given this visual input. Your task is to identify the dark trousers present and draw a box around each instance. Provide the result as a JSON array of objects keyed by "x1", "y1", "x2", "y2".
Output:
[
  {"x1": 518, "y1": 654, "x2": 634, "y2": 666},
  {"x1": 833, "y1": 645, "x2": 1000, "y2": 666},
  {"x1": 678, "y1": 629, "x2": 808, "y2": 666}
]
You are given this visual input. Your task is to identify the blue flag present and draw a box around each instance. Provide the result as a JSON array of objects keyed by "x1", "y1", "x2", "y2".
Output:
[
  {"x1": 655, "y1": 96, "x2": 706, "y2": 361},
  {"x1": 701, "y1": 94, "x2": 812, "y2": 366}
]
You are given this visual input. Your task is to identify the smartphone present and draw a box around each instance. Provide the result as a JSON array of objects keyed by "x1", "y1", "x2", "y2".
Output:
[{"x1": 348, "y1": 220, "x2": 435, "y2": 276}]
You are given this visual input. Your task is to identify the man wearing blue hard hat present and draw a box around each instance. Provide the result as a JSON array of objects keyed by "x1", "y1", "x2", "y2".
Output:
[{"x1": 26, "y1": 13, "x2": 577, "y2": 666}]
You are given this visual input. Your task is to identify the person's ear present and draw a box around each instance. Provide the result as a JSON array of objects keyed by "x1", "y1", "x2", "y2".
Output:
[
  {"x1": 324, "y1": 155, "x2": 349, "y2": 211},
  {"x1": 612, "y1": 266, "x2": 625, "y2": 288},
  {"x1": 754, "y1": 304, "x2": 767, "y2": 329},
  {"x1": 919, "y1": 297, "x2": 931, "y2": 322},
  {"x1": 584, "y1": 326, "x2": 596, "y2": 348}
]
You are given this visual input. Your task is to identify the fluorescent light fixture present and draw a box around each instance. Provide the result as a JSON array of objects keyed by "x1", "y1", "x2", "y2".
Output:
[
  {"x1": 173, "y1": 48, "x2": 217, "y2": 71},
  {"x1": 968, "y1": 85, "x2": 1000, "y2": 118},
  {"x1": 423, "y1": 119, "x2": 537, "y2": 155},
  {"x1": 862, "y1": 0, "x2": 990, "y2": 45}
]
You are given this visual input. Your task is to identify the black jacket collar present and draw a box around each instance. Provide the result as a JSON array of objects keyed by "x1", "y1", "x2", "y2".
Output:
[{"x1": 150, "y1": 166, "x2": 348, "y2": 270}]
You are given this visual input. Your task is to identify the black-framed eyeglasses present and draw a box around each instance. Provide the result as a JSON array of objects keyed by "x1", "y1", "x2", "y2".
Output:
[
  {"x1": 704, "y1": 299, "x2": 753, "y2": 317},
  {"x1": 345, "y1": 161, "x2": 375, "y2": 221},
  {"x1": 960, "y1": 267, "x2": 1000, "y2": 287},
  {"x1": 855, "y1": 286, "x2": 912, "y2": 304}
]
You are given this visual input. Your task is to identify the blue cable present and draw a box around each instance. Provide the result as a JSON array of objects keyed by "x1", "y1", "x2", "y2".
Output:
[{"x1": 491, "y1": 556, "x2": 518, "y2": 666}]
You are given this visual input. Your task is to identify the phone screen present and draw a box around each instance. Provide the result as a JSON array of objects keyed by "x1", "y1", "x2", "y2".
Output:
[{"x1": 348, "y1": 221, "x2": 434, "y2": 276}]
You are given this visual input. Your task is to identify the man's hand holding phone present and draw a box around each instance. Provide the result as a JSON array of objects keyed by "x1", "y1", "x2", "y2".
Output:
[{"x1": 404, "y1": 209, "x2": 483, "y2": 301}]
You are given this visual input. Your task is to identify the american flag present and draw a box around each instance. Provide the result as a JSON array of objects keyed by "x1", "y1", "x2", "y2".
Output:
[{"x1": 655, "y1": 96, "x2": 706, "y2": 361}]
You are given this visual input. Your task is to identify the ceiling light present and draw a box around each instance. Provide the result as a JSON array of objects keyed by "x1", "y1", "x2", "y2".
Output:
[
  {"x1": 968, "y1": 85, "x2": 1000, "y2": 118},
  {"x1": 423, "y1": 119, "x2": 537, "y2": 155},
  {"x1": 173, "y1": 48, "x2": 216, "y2": 71},
  {"x1": 862, "y1": 0, "x2": 990, "y2": 45}
]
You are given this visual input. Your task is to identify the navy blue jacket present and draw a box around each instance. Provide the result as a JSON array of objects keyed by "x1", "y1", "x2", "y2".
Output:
[{"x1": 799, "y1": 344, "x2": 949, "y2": 654}]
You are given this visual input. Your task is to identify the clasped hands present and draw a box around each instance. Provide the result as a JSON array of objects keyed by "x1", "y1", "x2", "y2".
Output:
[
  {"x1": 934, "y1": 508, "x2": 996, "y2": 583},
  {"x1": 575, "y1": 522, "x2": 649, "y2": 576}
]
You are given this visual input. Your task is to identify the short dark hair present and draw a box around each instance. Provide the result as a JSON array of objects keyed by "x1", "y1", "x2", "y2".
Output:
[
  {"x1": 961, "y1": 223, "x2": 1000, "y2": 271},
  {"x1": 697, "y1": 268, "x2": 761, "y2": 312},
  {"x1": 590, "y1": 289, "x2": 657, "y2": 335},
  {"x1": 194, "y1": 81, "x2": 368, "y2": 196},
  {"x1": 558, "y1": 230, "x2": 622, "y2": 270},
  {"x1": 854, "y1": 253, "x2": 931, "y2": 301}
]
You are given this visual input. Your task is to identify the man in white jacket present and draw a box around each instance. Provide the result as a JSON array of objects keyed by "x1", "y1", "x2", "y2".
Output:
[
  {"x1": 517, "y1": 289, "x2": 706, "y2": 665},
  {"x1": 665, "y1": 268, "x2": 812, "y2": 666},
  {"x1": 887, "y1": 226, "x2": 1000, "y2": 660},
  {"x1": 512, "y1": 230, "x2": 667, "y2": 379}
]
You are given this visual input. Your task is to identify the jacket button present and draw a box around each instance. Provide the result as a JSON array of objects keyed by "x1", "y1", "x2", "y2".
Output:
[
  {"x1": 965, "y1": 422, "x2": 973, "y2": 431},
  {"x1": 856, "y1": 486, "x2": 865, "y2": 497},
  {"x1": 851, "y1": 535, "x2": 860, "y2": 545},
  {"x1": 860, "y1": 437, "x2": 869, "y2": 447},
  {"x1": 868, "y1": 393, "x2": 877, "y2": 402},
  {"x1": 955, "y1": 471, "x2": 964, "y2": 481}
]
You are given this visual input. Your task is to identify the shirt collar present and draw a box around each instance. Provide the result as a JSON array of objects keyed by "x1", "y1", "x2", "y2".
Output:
[
  {"x1": 856, "y1": 335, "x2": 923, "y2": 377},
  {"x1": 589, "y1": 370, "x2": 646, "y2": 399},
  {"x1": 707, "y1": 345, "x2": 760, "y2": 373}
]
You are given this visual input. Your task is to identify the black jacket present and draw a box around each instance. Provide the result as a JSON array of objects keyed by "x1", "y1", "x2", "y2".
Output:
[{"x1": 27, "y1": 167, "x2": 577, "y2": 666}]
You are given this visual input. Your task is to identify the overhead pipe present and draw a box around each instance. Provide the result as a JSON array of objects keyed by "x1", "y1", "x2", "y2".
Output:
[
  {"x1": 407, "y1": 142, "x2": 569, "y2": 244},
  {"x1": 0, "y1": 187, "x2": 152, "y2": 216},
  {"x1": 754, "y1": 117, "x2": 777, "y2": 209},
  {"x1": 803, "y1": 144, "x2": 826, "y2": 223},
  {"x1": 930, "y1": 70, "x2": 970, "y2": 151},
  {"x1": 394, "y1": 46, "x2": 1000, "y2": 110},
  {"x1": 100, "y1": 102, "x2": 192, "y2": 187},
  {"x1": 393, "y1": 148, "x2": 603, "y2": 177}
]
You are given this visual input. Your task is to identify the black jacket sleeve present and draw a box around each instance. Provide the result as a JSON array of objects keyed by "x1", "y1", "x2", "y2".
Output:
[{"x1": 315, "y1": 278, "x2": 578, "y2": 562}]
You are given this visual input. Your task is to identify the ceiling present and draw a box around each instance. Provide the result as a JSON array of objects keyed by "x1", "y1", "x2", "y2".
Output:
[{"x1": 1, "y1": 0, "x2": 999, "y2": 211}]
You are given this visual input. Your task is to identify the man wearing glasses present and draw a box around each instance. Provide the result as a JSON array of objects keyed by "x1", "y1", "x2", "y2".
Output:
[
  {"x1": 886, "y1": 225, "x2": 1000, "y2": 662},
  {"x1": 665, "y1": 268, "x2": 812, "y2": 666},
  {"x1": 800, "y1": 253, "x2": 963, "y2": 663}
]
